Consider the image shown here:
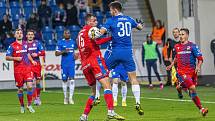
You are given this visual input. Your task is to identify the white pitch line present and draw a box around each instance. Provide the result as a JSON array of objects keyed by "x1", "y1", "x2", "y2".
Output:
[{"x1": 46, "y1": 91, "x2": 215, "y2": 104}]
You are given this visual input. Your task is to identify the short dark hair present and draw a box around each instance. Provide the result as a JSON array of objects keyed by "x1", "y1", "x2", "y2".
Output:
[
  {"x1": 180, "y1": 28, "x2": 189, "y2": 35},
  {"x1": 85, "y1": 13, "x2": 96, "y2": 22},
  {"x1": 109, "y1": 1, "x2": 122, "y2": 12},
  {"x1": 27, "y1": 29, "x2": 35, "y2": 33}
]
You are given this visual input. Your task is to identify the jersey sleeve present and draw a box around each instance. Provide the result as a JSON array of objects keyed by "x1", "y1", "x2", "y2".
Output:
[
  {"x1": 130, "y1": 17, "x2": 138, "y2": 28},
  {"x1": 192, "y1": 44, "x2": 203, "y2": 58},
  {"x1": 101, "y1": 18, "x2": 112, "y2": 31},
  {"x1": 38, "y1": 41, "x2": 45, "y2": 52},
  {"x1": 37, "y1": 41, "x2": 45, "y2": 56},
  {"x1": 6, "y1": 45, "x2": 13, "y2": 56},
  {"x1": 56, "y1": 41, "x2": 62, "y2": 52}
]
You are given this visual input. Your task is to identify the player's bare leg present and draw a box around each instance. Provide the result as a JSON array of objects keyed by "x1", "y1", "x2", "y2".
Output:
[
  {"x1": 128, "y1": 71, "x2": 144, "y2": 115},
  {"x1": 26, "y1": 81, "x2": 35, "y2": 113},
  {"x1": 189, "y1": 85, "x2": 208, "y2": 116},
  {"x1": 99, "y1": 77, "x2": 125, "y2": 120}
]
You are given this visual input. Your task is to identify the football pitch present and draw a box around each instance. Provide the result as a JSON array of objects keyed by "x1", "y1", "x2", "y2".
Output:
[{"x1": 0, "y1": 86, "x2": 214, "y2": 121}]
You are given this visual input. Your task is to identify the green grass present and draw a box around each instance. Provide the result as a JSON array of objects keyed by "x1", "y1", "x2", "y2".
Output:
[{"x1": 0, "y1": 86, "x2": 215, "y2": 121}]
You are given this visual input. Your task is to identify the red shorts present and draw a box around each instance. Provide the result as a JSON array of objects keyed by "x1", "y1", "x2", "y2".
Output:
[
  {"x1": 81, "y1": 55, "x2": 109, "y2": 86},
  {"x1": 177, "y1": 71, "x2": 198, "y2": 88},
  {"x1": 14, "y1": 67, "x2": 34, "y2": 87},
  {"x1": 31, "y1": 64, "x2": 42, "y2": 80}
]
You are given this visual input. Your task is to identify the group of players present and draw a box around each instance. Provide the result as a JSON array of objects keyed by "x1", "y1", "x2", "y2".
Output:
[
  {"x1": 6, "y1": 29, "x2": 45, "y2": 113},
  {"x1": 5, "y1": 1, "x2": 208, "y2": 121}
]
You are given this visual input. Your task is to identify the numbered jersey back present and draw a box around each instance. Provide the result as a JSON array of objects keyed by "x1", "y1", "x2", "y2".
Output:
[
  {"x1": 77, "y1": 25, "x2": 101, "y2": 61},
  {"x1": 102, "y1": 15, "x2": 138, "y2": 49}
]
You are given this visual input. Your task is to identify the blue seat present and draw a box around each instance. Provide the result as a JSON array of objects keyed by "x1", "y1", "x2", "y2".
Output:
[
  {"x1": 55, "y1": 26, "x2": 65, "y2": 40},
  {"x1": 68, "y1": 25, "x2": 80, "y2": 32},
  {"x1": 95, "y1": 11, "x2": 103, "y2": 25},
  {"x1": 68, "y1": 25, "x2": 81, "y2": 39},
  {"x1": 42, "y1": 26, "x2": 53, "y2": 42},
  {"x1": 35, "y1": 0, "x2": 41, "y2": 7},
  {"x1": 105, "y1": 11, "x2": 111, "y2": 18},
  {"x1": 12, "y1": 14, "x2": 20, "y2": 29},
  {"x1": 0, "y1": 1, "x2": 6, "y2": 8},
  {"x1": 79, "y1": 12, "x2": 87, "y2": 26},
  {"x1": 9, "y1": 1, "x2": 21, "y2": 16},
  {"x1": 0, "y1": 7, "x2": 6, "y2": 19},
  {"x1": 45, "y1": 39, "x2": 56, "y2": 50}
]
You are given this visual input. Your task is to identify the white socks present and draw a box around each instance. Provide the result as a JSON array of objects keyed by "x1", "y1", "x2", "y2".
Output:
[
  {"x1": 121, "y1": 83, "x2": 127, "y2": 101},
  {"x1": 112, "y1": 83, "x2": 118, "y2": 101},
  {"x1": 62, "y1": 81, "x2": 68, "y2": 99},
  {"x1": 69, "y1": 80, "x2": 75, "y2": 99},
  {"x1": 132, "y1": 85, "x2": 140, "y2": 104},
  {"x1": 96, "y1": 81, "x2": 101, "y2": 99},
  {"x1": 62, "y1": 80, "x2": 75, "y2": 99}
]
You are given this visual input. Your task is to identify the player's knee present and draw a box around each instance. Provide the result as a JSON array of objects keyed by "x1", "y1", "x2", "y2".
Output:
[
  {"x1": 121, "y1": 81, "x2": 126, "y2": 86},
  {"x1": 17, "y1": 87, "x2": 23, "y2": 93}
]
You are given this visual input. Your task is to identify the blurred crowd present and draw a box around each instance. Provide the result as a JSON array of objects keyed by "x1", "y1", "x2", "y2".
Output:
[{"x1": 0, "y1": 0, "x2": 122, "y2": 51}]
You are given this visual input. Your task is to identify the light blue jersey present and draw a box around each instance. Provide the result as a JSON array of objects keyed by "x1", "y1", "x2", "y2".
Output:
[
  {"x1": 56, "y1": 39, "x2": 76, "y2": 80},
  {"x1": 102, "y1": 14, "x2": 138, "y2": 72}
]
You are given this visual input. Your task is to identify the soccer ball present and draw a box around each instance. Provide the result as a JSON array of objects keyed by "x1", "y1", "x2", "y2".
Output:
[{"x1": 88, "y1": 27, "x2": 101, "y2": 39}]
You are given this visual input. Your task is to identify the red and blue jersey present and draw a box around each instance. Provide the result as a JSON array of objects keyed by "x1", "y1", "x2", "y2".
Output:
[
  {"x1": 6, "y1": 41, "x2": 31, "y2": 71},
  {"x1": 27, "y1": 40, "x2": 45, "y2": 64},
  {"x1": 174, "y1": 41, "x2": 203, "y2": 73}
]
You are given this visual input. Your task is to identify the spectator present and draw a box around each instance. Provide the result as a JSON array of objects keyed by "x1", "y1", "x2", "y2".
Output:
[
  {"x1": 168, "y1": 28, "x2": 180, "y2": 59},
  {"x1": 211, "y1": 39, "x2": 215, "y2": 68},
  {"x1": 17, "y1": 18, "x2": 27, "y2": 40},
  {"x1": 88, "y1": 0, "x2": 102, "y2": 12},
  {"x1": 65, "y1": 2, "x2": 79, "y2": 26},
  {"x1": 142, "y1": 34, "x2": 163, "y2": 89},
  {"x1": 53, "y1": 3, "x2": 67, "y2": 28},
  {"x1": 151, "y1": 20, "x2": 165, "y2": 46},
  {"x1": 162, "y1": 40, "x2": 172, "y2": 86},
  {"x1": 76, "y1": 0, "x2": 89, "y2": 12},
  {"x1": 26, "y1": 13, "x2": 42, "y2": 32},
  {"x1": 38, "y1": 0, "x2": 52, "y2": 27},
  {"x1": 0, "y1": 15, "x2": 12, "y2": 42}
]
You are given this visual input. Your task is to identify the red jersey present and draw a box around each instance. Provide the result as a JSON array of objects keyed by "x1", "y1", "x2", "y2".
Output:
[
  {"x1": 6, "y1": 41, "x2": 31, "y2": 71},
  {"x1": 77, "y1": 25, "x2": 102, "y2": 61}
]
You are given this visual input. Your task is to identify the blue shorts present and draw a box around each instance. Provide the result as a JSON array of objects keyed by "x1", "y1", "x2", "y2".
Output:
[
  {"x1": 61, "y1": 65, "x2": 75, "y2": 81},
  {"x1": 111, "y1": 64, "x2": 129, "y2": 82},
  {"x1": 105, "y1": 49, "x2": 136, "y2": 72}
]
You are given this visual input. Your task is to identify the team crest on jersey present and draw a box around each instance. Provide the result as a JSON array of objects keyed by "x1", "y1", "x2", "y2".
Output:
[
  {"x1": 187, "y1": 46, "x2": 191, "y2": 50},
  {"x1": 33, "y1": 43, "x2": 36, "y2": 47},
  {"x1": 24, "y1": 45, "x2": 27, "y2": 48},
  {"x1": 183, "y1": 74, "x2": 187, "y2": 79}
]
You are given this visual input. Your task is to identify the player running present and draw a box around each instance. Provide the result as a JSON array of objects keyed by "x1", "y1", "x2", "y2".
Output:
[
  {"x1": 6, "y1": 29, "x2": 36, "y2": 113},
  {"x1": 26, "y1": 30, "x2": 45, "y2": 106},
  {"x1": 167, "y1": 28, "x2": 208, "y2": 116},
  {"x1": 78, "y1": 13, "x2": 125, "y2": 121},
  {"x1": 98, "y1": 1, "x2": 144, "y2": 115},
  {"x1": 55, "y1": 29, "x2": 77, "y2": 105}
]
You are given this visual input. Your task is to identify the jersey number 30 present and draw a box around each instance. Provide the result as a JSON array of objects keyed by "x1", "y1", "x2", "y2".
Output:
[{"x1": 117, "y1": 22, "x2": 131, "y2": 37}]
